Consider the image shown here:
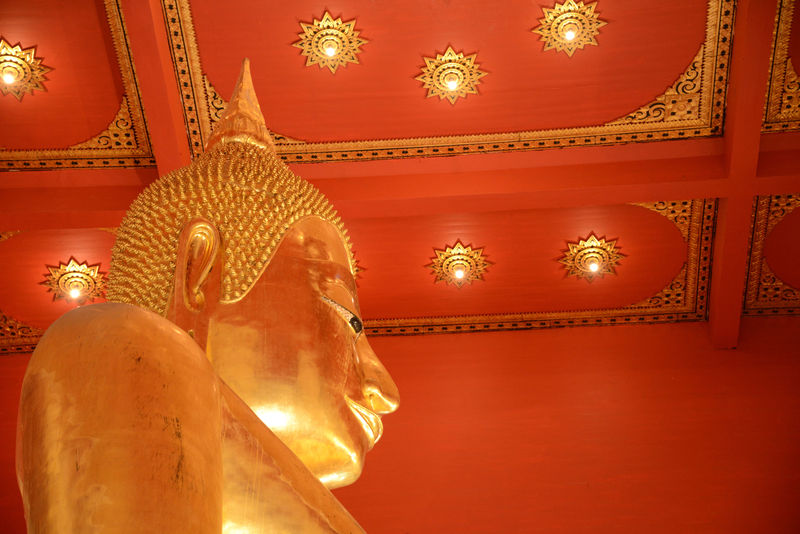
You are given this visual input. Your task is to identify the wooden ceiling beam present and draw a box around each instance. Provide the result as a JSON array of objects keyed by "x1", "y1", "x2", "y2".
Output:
[
  {"x1": 120, "y1": 0, "x2": 192, "y2": 177},
  {"x1": 0, "y1": 168, "x2": 158, "y2": 231},
  {"x1": 708, "y1": 0, "x2": 778, "y2": 349},
  {"x1": 311, "y1": 153, "x2": 726, "y2": 210}
]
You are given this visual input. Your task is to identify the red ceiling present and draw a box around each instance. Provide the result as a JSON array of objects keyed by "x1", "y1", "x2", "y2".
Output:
[
  {"x1": 349, "y1": 204, "x2": 686, "y2": 319},
  {"x1": 331, "y1": 318, "x2": 800, "y2": 533},
  {"x1": 0, "y1": 0, "x2": 123, "y2": 149},
  {"x1": 1, "y1": 1, "x2": 800, "y2": 532},
  {"x1": 192, "y1": 0, "x2": 706, "y2": 141},
  {"x1": 0, "y1": 229, "x2": 113, "y2": 329}
]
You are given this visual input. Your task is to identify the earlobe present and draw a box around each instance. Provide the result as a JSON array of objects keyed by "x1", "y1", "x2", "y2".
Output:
[
  {"x1": 182, "y1": 220, "x2": 220, "y2": 311},
  {"x1": 167, "y1": 218, "x2": 221, "y2": 340}
]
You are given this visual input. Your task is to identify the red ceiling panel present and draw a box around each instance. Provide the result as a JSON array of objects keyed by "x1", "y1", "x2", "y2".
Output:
[
  {"x1": 0, "y1": 229, "x2": 113, "y2": 329},
  {"x1": 349, "y1": 204, "x2": 686, "y2": 319},
  {"x1": 334, "y1": 318, "x2": 800, "y2": 533},
  {"x1": 190, "y1": 0, "x2": 706, "y2": 142},
  {"x1": 0, "y1": 0, "x2": 122, "y2": 149}
]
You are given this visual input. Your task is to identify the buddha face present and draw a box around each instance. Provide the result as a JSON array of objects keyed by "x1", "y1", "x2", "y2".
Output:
[{"x1": 205, "y1": 216, "x2": 399, "y2": 488}]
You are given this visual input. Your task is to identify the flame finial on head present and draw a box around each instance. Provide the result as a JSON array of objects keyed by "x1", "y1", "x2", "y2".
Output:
[{"x1": 204, "y1": 58, "x2": 276, "y2": 153}]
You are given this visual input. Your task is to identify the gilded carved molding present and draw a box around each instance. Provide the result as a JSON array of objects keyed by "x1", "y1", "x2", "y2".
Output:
[
  {"x1": 0, "y1": 0, "x2": 154, "y2": 170},
  {"x1": 627, "y1": 200, "x2": 706, "y2": 312},
  {"x1": 608, "y1": 48, "x2": 703, "y2": 126},
  {"x1": 162, "y1": 0, "x2": 732, "y2": 162},
  {"x1": 764, "y1": 0, "x2": 799, "y2": 132},
  {"x1": 744, "y1": 194, "x2": 800, "y2": 315},
  {"x1": 69, "y1": 96, "x2": 138, "y2": 150},
  {"x1": 0, "y1": 311, "x2": 42, "y2": 354},
  {"x1": 364, "y1": 199, "x2": 716, "y2": 336}
]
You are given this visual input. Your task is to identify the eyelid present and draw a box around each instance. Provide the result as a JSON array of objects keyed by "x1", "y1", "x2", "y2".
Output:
[{"x1": 320, "y1": 295, "x2": 363, "y2": 336}]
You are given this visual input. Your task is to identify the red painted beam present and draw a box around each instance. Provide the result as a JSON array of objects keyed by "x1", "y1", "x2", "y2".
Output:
[
  {"x1": 120, "y1": 0, "x2": 192, "y2": 177},
  {"x1": 294, "y1": 137, "x2": 725, "y2": 181},
  {"x1": 709, "y1": 0, "x2": 777, "y2": 349},
  {"x1": 0, "y1": 168, "x2": 158, "y2": 230},
  {"x1": 309, "y1": 153, "x2": 727, "y2": 217}
]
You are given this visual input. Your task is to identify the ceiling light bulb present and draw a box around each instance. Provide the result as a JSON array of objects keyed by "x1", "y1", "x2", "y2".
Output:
[
  {"x1": 564, "y1": 29, "x2": 577, "y2": 41},
  {"x1": 454, "y1": 268, "x2": 465, "y2": 279},
  {"x1": 69, "y1": 288, "x2": 81, "y2": 299},
  {"x1": 322, "y1": 39, "x2": 339, "y2": 57},
  {"x1": 2, "y1": 72, "x2": 15, "y2": 84},
  {"x1": 446, "y1": 79, "x2": 459, "y2": 91},
  {"x1": 588, "y1": 262, "x2": 599, "y2": 272}
]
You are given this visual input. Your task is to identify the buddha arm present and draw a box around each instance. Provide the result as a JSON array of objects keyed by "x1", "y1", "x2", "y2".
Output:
[{"x1": 16, "y1": 302, "x2": 223, "y2": 534}]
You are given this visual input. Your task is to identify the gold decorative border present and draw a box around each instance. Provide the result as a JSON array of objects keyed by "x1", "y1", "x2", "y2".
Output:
[
  {"x1": 744, "y1": 194, "x2": 800, "y2": 315},
  {"x1": 364, "y1": 199, "x2": 716, "y2": 336},
  {"x1": 764, "y1": 0, "x2": 799, "y2": 132},
  {"x1": 0, "y1": 311, "x2": 42, "y2": 354},
  {"x1": 0, "y1": 0, "x2": 154, "y2": 171},
  {"x1": 163, "y1": 0, "x2": 732, "y2": 162}
]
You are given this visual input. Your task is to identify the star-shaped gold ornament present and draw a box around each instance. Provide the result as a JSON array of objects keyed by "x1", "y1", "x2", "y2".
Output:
[
  {"x1": 415, "y1": 46, "x2": 487, "y2": 105},
  {"x1": 559, "y1": 233, "x2": 624, "y2": 282},
  {"x1": 292, "y1": 12, "x2": 367, "y2": 73},
  {"x1": 532, "y1": 0, "x2": 607, "y2": 57},
  {"x1": 41, "y1": 258, "x2": 106, "y2": 303},
  {"x1": 0, "y1": 38, "x2": 52, "y2": 100},
  {"x1": 426, "y1": 240, "x2": 492, "y2": 288}
]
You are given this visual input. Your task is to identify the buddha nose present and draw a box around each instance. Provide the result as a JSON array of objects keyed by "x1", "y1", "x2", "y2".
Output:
[{"x1": 357, "y1": 337, "x2": 399, "y2": 414}]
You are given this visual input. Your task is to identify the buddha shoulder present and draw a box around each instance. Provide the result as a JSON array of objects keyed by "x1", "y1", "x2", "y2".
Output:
[{"x1": 29, "y1": 302, "x2": 211, "y2": 378}]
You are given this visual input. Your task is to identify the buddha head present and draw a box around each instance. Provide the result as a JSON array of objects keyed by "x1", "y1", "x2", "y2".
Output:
[{"x1": 107, "y1": 60, "x2": 398, "y2": 489}]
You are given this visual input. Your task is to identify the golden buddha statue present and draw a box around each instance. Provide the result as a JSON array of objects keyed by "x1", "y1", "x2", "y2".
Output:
[{"x1": 16, "y1": 60, "x2": 398, "y2": 534}]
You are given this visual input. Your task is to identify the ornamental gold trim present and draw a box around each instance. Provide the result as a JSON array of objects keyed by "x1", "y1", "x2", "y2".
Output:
[
  {"x1": 426, "y1": 241, "x2": 492, "y2": 287},
  {"x1": 69, "y1": 96, "x2": 137, "y2": 150},
  {"x1": 163, "y1": 0, "x2": 729, "y2": 161},
  {"x1": 41, "y1": 258, "x2": 106, "y2": 304},
  {"x1": 0, "y1": 38, "x2": 52, "y2": 101},
  {"x1": 532, "y1": 0, "x2": 607, "y2": 57},
  {"x1": 559, "y1": 234, "x2": 624, "y2": 281},
  {"x1": 744, "y1": 194, "x2": 800, "y2": 315},
  {"x1": 0, "y1": 0, "x2": 154, "y2": 171},
  {"x1": 0, "y1": 310, "x2": 43, "y2": 355},
  {"x1": 764, "y1": 0, "x2": 800, "y2": 133},
  {"x1": 415, "y1": 47, "x2": 487, "y2": 104},
  {"x1": 780, "y1": 58, "x2": 800, "y2": 118},
  {"x1": 608, "y1": 47, "x2": 703, "y2": 125},
  {"x1": 292, "y1": 12, "x2": 368, "y2": 73},
  {"x1": 629, "y1": 200, "x2": 705, "y2": 311}
]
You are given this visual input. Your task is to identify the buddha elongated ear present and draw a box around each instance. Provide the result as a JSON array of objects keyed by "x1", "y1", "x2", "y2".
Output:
[{"x1": 168, "y1": 218, "x2": 221, "y2": 327}]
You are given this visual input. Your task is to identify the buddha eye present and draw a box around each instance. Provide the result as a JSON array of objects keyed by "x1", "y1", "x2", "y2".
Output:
[{"x1": 321, "y1": 295, "x2": 363, "y2": 336}]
